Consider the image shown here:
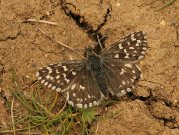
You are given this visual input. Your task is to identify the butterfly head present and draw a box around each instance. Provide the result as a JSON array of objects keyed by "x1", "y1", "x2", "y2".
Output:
[{"x1": 84, "y1": 47, "x2": 96, "y2": 57}]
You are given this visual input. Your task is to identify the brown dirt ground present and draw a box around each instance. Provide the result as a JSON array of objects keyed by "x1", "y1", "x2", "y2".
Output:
[{"x1": 0, "y1": 0, "x2": 179, "y2": 135}]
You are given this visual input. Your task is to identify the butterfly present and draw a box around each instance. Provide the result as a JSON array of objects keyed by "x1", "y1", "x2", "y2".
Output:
[{"x1": 36, "y1": 31, "x2": 148, "y2": 108}]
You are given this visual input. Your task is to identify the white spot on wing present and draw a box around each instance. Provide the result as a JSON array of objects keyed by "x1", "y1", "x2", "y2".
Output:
[
  {"x1": 72, "y1": 71, "x2": 76, "y2": 75},
  {"x1": 131, "y1": 34, "x2": 136, "y2": 41},
  {"x1": 68, "y1": 101, "x2": 74, "y2": 106},
  {"x1": 62, "y1": 73, "x2": 66, "y2": 78},
  {"x1": 56, "y1": 88, "x2": 61, "y2": 92},
  {"x1": 124, "y1": 49, "x2": 127, "y2": 53},
  {"x1": 124, "y1": 64, "x2": 132, "y2": 68},
  {"x1": 57, "y1": 80, "x2": 60, "y2": 84},
  {"x1": 125, "y1": 53, "x2": 129, "y2": 58},
  {"x1": 44, "y1": 82, "x2": 48, "y2": 86},
  {"x1": 84, "y1": 104, "x2": 87, "y2": 108},
  {"x1": 56, "y1": 69, "x2": 59, "y2": 73},
  {"x1": 93, "y1": 101, "x2": 97, "y2": 106},
  {"x1": 52, "y1": 86, "x2": 56, "y2": 90},
  {"x1": 38, "y1": 76, "x2": 42, "y2": 80},
  {"x1": 46, "y1": 67, "x2": 52, "y2": 73},
  {"x1": 56, "y1": 75, "x2": 60, "y2": 79},
  {"x1": 73, "y1": 93, "x2": 76, "y2": 97},
  {"x1": 47, "y1": 67, "x2": 52, "y2": 71},
  {"x1": 129, "y1": 47, "x2": 134, "y2": 49},
  {"x1": 122, "y1": 81, "x2": 126, "y2": 85},
  {"x1": 120, "y1": 68, "x2": 125, "y2": 75},
  {"x1": 71, "y1": 84, "x2": 76, "y2": 90},
  {"x1": 131, "y1": 79, "x2": 135, "y2": 82},
  {"x1": 89, "y1": 103, "x2": 93, "y2": 107},
  {"x1": 48, "y1": 84, "x2": 52, "y2": 88},
  {"x1": 41, "y1": 80, "x2": 45, "y2": 84},
  {"x1": 76, "y1": 103, "x2": 83, "y2": 108},
  {"x1": 46, "y1": 75, "x2": 51, "y2": 79},
  {"x1": 80, "y1": 85, "x2": 85, "y2": 90},
  {"x1": 138, "y1": 55, "x2": 144, "y2": 60},
  {"x1": 36, "y1": 72, "x2": 39, "y2": 77},
  {"x1": 114, "y1": 54, "x2": 119, "y2": 58},
  {"x1": 65, "y1": 78, "x2": 70, "y2": 83},
  {"x1": 137, "y1": 40, "x2": 141, "y2": 43},
  {"x1": 118, "y1": 44, "x2": 123, "y2": 49},
  {"x1": 62, "y1": 66, "x2": 68, "y2": 71},
  {"x1": 134, "y1": 50, "x2": 137, "y2": 53},
  {"x1": 127, "y1": 88, "x2": 132, "y2": 92},
  {"x1": 121, "y1": 90, "x2": 126, "y2": 95}
]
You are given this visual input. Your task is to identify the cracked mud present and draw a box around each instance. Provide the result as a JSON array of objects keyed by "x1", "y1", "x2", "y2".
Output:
[{"x1": 0, "y1": 0, "x2": 179, "y2": 134}]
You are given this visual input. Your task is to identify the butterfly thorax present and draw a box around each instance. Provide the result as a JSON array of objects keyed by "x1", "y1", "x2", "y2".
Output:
[
  {"x1": 85, "y1": 48, "x2": 108, "y2": 97},
  {"x1": 85, "y1": 47, "x2": 103, "y2": 70}
]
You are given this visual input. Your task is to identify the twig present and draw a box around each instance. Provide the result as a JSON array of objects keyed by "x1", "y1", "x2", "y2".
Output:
[
  {"x1": 26, "y1": 19, "x2": 58, "y2": 26},
  {"x1": 95, "y1": 122, "x2": 99, "y2": 135},
  {"x1": 156, "y1": 0, "x2": 176, "y2": 11},
  {"x1": 0, "y1": 130, "x2": 41, "y2": 134},
  {"x1": 37, "y1": 25, "x2": 75, "y2": 51},
  {"x1": 57, "y1": 97, "x2": 67, "y2": 115},
  {"x1": 11, "y1": 97, "x2": 16, "y2": 135}
]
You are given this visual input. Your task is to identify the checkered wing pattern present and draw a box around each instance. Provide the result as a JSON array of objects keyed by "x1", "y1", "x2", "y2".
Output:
[
  {"x1": 67, "y1": 68, "x2": 104, "y2": 108},
  {"x1": 36, "y1": 61, "x2": 103, "y2": 108},
  {"x1": 103, "y1": 59, "x2": 141, "y2": 97},
  {"x1": 36, "y1": 61, "x2": 83, "y2": 92},
  {"x1": 101, "y1": 31, "x2": 147, "y2": 97},
  {"x1": 102, "y1": 31, "x2": 147, "y2": 62}
]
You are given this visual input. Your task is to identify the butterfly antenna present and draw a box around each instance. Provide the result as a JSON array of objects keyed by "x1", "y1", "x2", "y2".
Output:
[{"x1": 97, "y1": 34, "x2": 104, "y2": 51}]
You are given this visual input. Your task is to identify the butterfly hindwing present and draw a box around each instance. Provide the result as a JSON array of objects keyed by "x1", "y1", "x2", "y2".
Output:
[
  {"x1": 36, "y1": 61, "x2": 104, "y2": 108},
  {"x1": 67, "y1": 67, "x2": 104, "y2": 108},
  {"x1": 103, "y1": 59, "x2": 141, "y2": 97}
]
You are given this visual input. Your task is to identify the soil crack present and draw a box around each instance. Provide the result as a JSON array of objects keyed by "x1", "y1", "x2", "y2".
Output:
[
  {"x1": 0, "y1": 31, "x2": 21, "y2": 42},
  {"x1": 127, "y1": 92, "x2": 179, "y2": 129},
  {"x1": 60, "y1": 0, "x2": 111, "y2": 54}
]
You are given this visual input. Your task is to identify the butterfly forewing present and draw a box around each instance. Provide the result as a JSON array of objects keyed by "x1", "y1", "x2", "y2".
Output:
[
  {"x1": 102, "y1": 31, "x2": 148, "y2": 62},
  {"x1": 67, "y1": 68, "x2": 104, "y2": 108},
  {"x1": 103, "y1": 59, "x2": 141, "y2": 97},
  {"x1": 36, "y1": 61, "x2": 84, "y2": 92}
]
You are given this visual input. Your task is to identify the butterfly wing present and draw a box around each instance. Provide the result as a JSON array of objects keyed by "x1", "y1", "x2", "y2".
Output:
[
  {"x1": 67, "y1": 67, "x2": 104, "y2": 108},
  {"x1": 101, "y1": 31, "x2": 147, "y2": 96},
  {"x1": 36, "y1": 61, "x2": 84, "y2": 92},
  {"x1": 36, "y1": 61, "x2": 104, "y2": 108},
  {"x1": 102, "y1": 31, "x2": 148, "y2": 62},
  {"x1": 103, "y1": 59, "x2": 141, "y2": 97}
]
